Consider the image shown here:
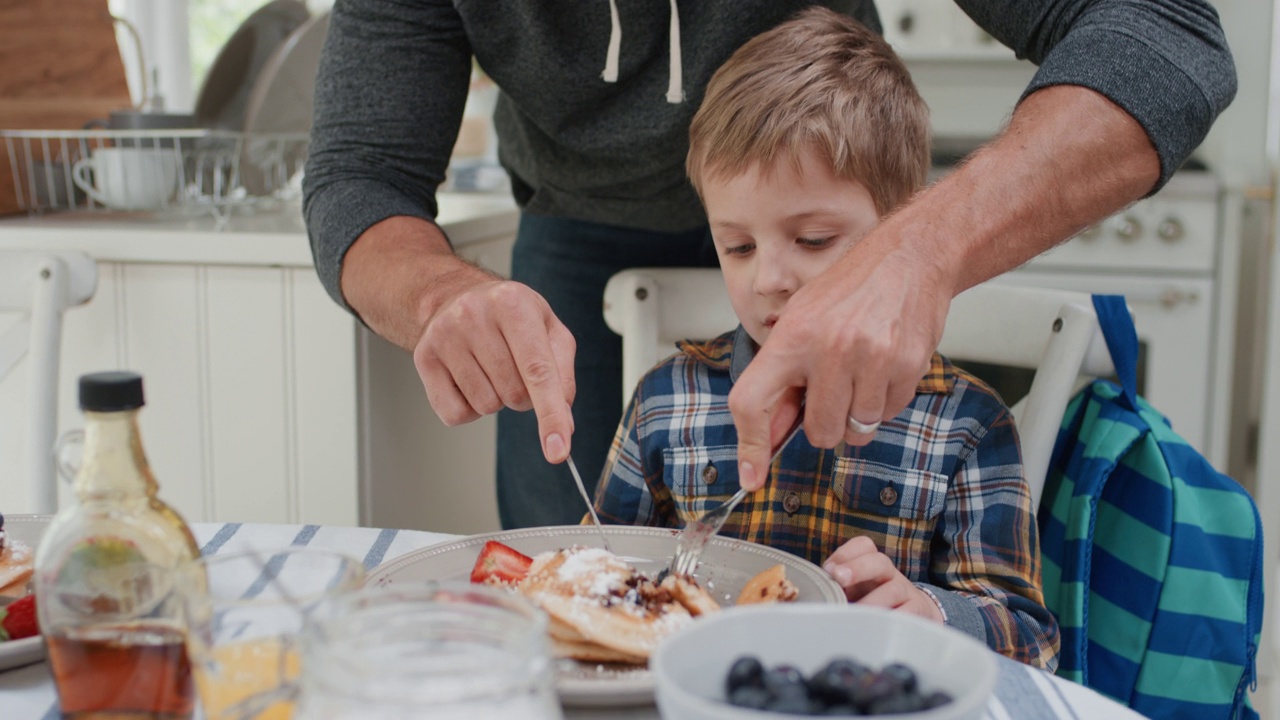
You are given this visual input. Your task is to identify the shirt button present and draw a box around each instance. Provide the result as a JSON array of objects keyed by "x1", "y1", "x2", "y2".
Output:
[
  {"x1": 701, "y1": 462, "x2": 718, "y2": 485},
  {"x1": 879, "y1": 484, "x2": 899, "y2": 506},
  {"x1": 783, "y1": 492, "x2": 801, "y2": 514}
]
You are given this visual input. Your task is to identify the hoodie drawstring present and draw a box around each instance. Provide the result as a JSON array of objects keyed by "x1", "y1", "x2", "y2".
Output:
[
  {"x1": 603, "y1": 0, "x2": 621, "y2": 83},
  {"x1": 666, "y1": 0, "x2": 683, "y2": 103},
  {"x1": 601, "y1": 0, "x2": 684, "y2": 104}
]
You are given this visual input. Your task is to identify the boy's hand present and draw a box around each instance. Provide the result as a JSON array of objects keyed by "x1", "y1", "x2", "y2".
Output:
[{"x1": 823, "y1": 536, "x2": 943, "y2": 623}]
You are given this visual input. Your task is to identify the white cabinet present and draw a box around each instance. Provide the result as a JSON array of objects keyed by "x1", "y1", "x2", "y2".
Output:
[{"x1": 0, "y1": 195, "x2": 518, "y2": 529}]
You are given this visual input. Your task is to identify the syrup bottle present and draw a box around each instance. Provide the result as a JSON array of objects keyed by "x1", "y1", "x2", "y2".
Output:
[{"x1": 33, "y1": 371, "x2": 201, "y2": 719}]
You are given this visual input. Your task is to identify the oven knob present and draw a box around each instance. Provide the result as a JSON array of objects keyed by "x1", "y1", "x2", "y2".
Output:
[
  {"x1": 1160, "y1": 288, "x2": 1198, "y2": 308},
  {"x1": 1115, "y1": 216, "x2": 1142, "y2": 242},
  {"x1": 898, "y1": 11, "x2": 915, "y2": 35},
  {"x1": 1157, "y1": 218, "x2": 1184, "y2": 242}
]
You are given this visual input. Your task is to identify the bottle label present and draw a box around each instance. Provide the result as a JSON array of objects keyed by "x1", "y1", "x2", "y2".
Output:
[{"x1": 51, "y1": 537, "x2": 173, "y2": 619}]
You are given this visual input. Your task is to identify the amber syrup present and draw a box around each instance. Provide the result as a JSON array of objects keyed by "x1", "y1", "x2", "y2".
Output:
[{"x1": 46, "y1": 620, "x2": 195, "y2": 719}]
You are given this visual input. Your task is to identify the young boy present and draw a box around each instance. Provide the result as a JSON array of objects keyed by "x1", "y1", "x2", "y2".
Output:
[{"x1": 592, "y1": 7, "x2": 1059, "y2": 670}]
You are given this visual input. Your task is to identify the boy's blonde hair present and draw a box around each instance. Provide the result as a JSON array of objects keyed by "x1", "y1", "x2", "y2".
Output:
[{"x1": 687, "y1": 7, "x2": 930, "y2": 216}]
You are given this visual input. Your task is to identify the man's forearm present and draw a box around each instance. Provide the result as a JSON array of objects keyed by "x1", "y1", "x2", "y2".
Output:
[
  {"x1": 892, "y1": 85, "x2": 1162, "y2": 296},
  {"x1": 340, "y1": 216, "x2": 500, "y2": 351}
]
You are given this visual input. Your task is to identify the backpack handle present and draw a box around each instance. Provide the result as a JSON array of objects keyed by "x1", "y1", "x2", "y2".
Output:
[{"x1": 1091, "y1": 294, "x2": 1139, "y2": 411}]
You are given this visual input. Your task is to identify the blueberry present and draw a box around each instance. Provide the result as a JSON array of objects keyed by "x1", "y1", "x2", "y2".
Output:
[
  {"x1": 808, "y1": 664, "x2": 862, "y2": 706},
  {"x1": 867, "y1": 691, "x2": 926, "y2": 715},
  {"x1": 822, "y1": 657, "x2": 872, "y2": 679},
  {"x1": 850, "y1": 673, "x2": 900, "y2": 711},
  {"x1": 767, "y1": 686, "x2": 819, "y2": 714},
  {"x1": 763, "y1": 664, "x2": 807, "y2": 697},
  {"x1": 880, "y1": 663, "x2": 918, "y2": 694},
  {"x1": 922, "y1": 690, "x2": 953, "y2": 709},
  {"x1": 726, "y1": 656, "x2": 765, "y2": 694},
  {"x1": 729, "y1": 685, "x2": 771, "y2": 709}
]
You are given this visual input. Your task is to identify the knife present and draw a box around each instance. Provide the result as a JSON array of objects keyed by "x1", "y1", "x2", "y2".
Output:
[{"x1": 567, "y1": 454, "x2": 614, "y2": 554}]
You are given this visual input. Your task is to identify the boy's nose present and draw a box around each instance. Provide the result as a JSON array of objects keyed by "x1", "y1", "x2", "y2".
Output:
[{"x1": 753, "y1": 247, "x2": 799, "y2": 296}]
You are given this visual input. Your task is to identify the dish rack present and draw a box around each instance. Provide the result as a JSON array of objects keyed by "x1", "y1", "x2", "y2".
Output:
[{"x1": 2, "y1": 129, "x2": 309, "y2": 221}]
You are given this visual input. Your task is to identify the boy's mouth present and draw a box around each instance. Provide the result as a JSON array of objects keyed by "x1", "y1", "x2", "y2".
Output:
[{"x1": 763, "y1": 314, "x2": 779, "y2": 328}]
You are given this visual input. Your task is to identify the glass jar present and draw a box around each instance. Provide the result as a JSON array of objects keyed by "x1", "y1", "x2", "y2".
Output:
[
  {"x1": 184, "y1": 546, "x2": 365, "y2": 720},
  {"x1": 33, "y1": 371, "x2": 202, "y2": 719},
  {"x1": 295, "y1": 582, "x2": 563, "y2": 720}
]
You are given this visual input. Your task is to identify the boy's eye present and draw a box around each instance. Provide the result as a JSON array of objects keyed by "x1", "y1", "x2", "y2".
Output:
[
  {"x1": 722, "y1": 243, "x2": 755, "y2": 256},
  {"x1": 797, "y1": 236, "x2": 835, "y2": 248}
]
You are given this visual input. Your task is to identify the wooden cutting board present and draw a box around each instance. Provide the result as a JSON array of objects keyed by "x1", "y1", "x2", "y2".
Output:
[{"x1": 0, "y1": 0, "x2": 133, "y2": 215}]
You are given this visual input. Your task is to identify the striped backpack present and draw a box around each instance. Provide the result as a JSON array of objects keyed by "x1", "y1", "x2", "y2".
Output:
[{"x1": 1038, "y1": 294, "x2": 1264, "y2": 720}]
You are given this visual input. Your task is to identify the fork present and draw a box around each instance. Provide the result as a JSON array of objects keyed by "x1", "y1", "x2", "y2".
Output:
[{"x1": 666, "y1": 402, "x2": 806, "y2": 578}]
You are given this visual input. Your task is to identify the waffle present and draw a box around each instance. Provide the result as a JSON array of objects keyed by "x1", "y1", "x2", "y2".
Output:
[
  {"x1": 514, "y1": 546, "x2": 799, "y2": 665},
  {"x1": 0, "y1": 540, "x2": 33, "y2": 596},
  {"x1": 735, "y1": 563, "x2": 799, "y2": 605},
  {"x1": 519, "y1": 547, "x2": 699, "y2": 662}
]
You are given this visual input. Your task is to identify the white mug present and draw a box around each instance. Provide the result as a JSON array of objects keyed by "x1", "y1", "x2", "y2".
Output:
[{"x1": 72, "y1": 147, "x2": 181, "y2": 210}]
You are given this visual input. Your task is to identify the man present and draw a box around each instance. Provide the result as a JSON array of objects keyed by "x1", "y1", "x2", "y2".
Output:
[{"x1": 303, "y1": 0, "x2": 1235, "y2": 528}]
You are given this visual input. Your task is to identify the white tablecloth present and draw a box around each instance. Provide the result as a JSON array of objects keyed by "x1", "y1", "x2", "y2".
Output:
[{"x1": 1, "y1": 522, "x2": 1145, "y2": 720}]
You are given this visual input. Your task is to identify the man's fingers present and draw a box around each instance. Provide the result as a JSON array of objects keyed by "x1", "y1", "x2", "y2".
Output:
[
  {"x1": 801, "y1": 363, "x2": 854, "y2": 448},
  {"x1": 499, "y1": 296, "x2": 576, "y2": 464},
  {"x1": 416, "y1": 353, "x2": 481, "y2": 426},
  {"x1": 549, "y1": 320, "x2": 578, "y2": 408},
  {"x1": 845, "y1": 373, "x2": 889, "y2": 447},
  {"x1": 412, "y1": 280, "x2": 578, "y2": 460},
  {"x1": 729, "y1": 368, "x2": 802, "y2": 491}
]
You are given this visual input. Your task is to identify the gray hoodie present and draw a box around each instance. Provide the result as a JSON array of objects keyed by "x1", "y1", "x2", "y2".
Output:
[{"x1": 303, "y1": 0, "x2": 1235, "y2": 310}]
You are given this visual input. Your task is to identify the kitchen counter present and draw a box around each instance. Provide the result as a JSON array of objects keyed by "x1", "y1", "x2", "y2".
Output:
[
  {"x1": 0, "y1": 192, "x2": 520, "y2": 533},
  {"x1": 0, "y1": 192, "x2": 518, "y2": 266}
]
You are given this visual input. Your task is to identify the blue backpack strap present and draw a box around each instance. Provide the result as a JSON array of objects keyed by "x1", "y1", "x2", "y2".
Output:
[{"x1": 1091, "y1": 295, "x2": 1139, "y2": 412}]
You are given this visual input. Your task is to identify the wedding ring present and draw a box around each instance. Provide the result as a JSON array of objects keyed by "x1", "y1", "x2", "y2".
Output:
[{"x1": 847, "y1": 416, "x2": 882, "y2": 435}]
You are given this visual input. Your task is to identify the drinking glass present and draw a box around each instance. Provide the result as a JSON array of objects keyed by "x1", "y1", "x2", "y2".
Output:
[
  {"x1": 183, "y1": 547, "x2": 365, "y2": 720},
  {"x1": 294, "y1": 582, "x2": 563, "y2": 720}
]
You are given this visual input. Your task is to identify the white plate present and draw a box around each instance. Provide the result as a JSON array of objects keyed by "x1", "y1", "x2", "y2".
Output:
[
  {"x1": 193, "y1": 0, "x2": 311, "y2": 131},
  {"x1": 0, "y1": 514, "x2": 53, "y2": 672},
  {"x1": 366, "y1": 525, "x2": 845, "y2": 708},
  {"x1": 240, "y1": 11, "x2": 329, "y2": 196}
]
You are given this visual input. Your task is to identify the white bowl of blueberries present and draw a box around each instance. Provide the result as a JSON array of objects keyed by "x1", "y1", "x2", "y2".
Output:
[{"x1": 651, "y1": 603, "x2": 997, "y2": 719}]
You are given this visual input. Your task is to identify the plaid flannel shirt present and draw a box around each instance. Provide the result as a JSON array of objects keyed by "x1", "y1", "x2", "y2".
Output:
[{"x1": 593, "y1": 327, "x2": 1060, "y2": 670}]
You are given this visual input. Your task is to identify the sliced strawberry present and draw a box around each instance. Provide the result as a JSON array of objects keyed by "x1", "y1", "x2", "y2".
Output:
[
  {"x1": 0, "y1": 594, "x2": 38, "y2": 641},
  {"x1": 470, "y1": 540, "x2": 533, "y2": 585}
]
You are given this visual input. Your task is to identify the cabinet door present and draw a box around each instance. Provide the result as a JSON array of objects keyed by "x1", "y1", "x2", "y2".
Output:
[{"x1": 21, "y1": 262, "x2": 360, "y2": 525}]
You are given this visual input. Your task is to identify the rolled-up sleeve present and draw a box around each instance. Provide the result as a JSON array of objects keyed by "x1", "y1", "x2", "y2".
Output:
[
  {"x1": 302, "y1": 0, "x2": 473, "y2": 310},
  {"x1": 958, "y1": 0, "x2": 1236, "y2": 190}
]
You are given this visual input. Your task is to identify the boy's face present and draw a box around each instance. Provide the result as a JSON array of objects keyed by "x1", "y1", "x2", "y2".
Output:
[{"x1": 702, "y1": 145, "x2": 880, "y2": 346}]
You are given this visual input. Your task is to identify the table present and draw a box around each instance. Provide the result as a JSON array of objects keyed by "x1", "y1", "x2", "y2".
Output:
[{"x1": 1, "y1": 522, "x2": 1145, "y2": 719}]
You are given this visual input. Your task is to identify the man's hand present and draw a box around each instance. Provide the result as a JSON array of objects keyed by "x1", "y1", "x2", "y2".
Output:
[
  {"x1": 728, "y1": 86, "x2": 1161, "y2": 492},
  {"x1": 730, "y1": 232, "x2": 949, "y2": 490},
  {"x1": 413, "y1": 278, "x2": 577, "y2": 462},
  {"x1": 823, "y1": 536, "x2": 944, "y2": 622},
  {"x1": 341, "y1": 216, "x2": 577, "y2": 464}
]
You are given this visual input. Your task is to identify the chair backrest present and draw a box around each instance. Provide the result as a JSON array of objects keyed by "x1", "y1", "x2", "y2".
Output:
[
  {"x1": 602, "y1": 268, "x2": 1117, "y2": 508},
  {"x1": 0, "y1": 251, "x2": 98, "y2": 513}
]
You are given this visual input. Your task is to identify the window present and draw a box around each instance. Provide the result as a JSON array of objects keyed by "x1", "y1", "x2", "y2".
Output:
[{"x1": 109, "y1": 0, "x2": 332, "y2": 112}]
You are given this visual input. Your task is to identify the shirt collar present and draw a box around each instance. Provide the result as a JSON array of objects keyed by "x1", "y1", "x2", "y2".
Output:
[{"x1": 677, "y1": 325, "x2": 954, "y2": 395}]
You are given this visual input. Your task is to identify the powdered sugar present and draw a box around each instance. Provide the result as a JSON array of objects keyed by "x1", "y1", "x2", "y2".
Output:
[
  {"x1": 5, "y1": 540, "x2": 31, "y2": 565},
  {"x1": 554, "y1": 547, "x2": 627, "y2": 597}
]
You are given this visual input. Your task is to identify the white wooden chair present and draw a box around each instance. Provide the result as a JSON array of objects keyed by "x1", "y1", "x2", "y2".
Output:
[
  {"x1": 602, "y1": 268, "x2": 1117, "y2": 508},
  {"x1": 0, "y1": 251, "x2": 97, "y2": 513}
]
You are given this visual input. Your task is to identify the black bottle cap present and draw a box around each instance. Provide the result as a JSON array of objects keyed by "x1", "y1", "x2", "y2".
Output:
[{"x1": 79, "y1": 371, "x2": 145, "y2": 412}]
